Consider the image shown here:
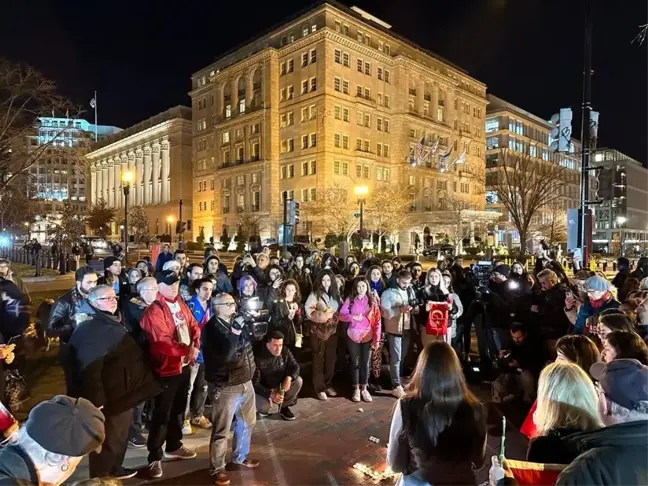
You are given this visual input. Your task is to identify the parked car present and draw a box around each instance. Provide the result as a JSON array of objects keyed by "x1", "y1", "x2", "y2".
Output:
[
  {"x1": 268, "y1": 243, "x2": 312, "y2": 257},
  {"x1": 422, "y1": 244, "x2": 455, "y2": 258}
]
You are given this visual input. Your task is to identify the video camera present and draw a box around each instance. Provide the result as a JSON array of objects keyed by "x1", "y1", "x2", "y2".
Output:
[
  {"x1": 235, "y1": 296, "x2": 270, "y2": 340},
  {"x1": 471, "y1": 260, "x2": 493, "y2": 300}
]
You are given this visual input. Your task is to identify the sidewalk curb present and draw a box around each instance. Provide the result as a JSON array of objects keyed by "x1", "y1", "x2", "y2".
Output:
[{"x1": 23, "y1": 275, "x2": 72, "y2": 283}]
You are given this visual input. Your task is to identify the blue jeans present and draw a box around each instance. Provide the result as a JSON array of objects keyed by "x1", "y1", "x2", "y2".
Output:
[
  {"x1": 209, "y1": 381, "x2": 256, "y2": 473},
  {"x1": 347, "y1": 339, "x2": 372, "y2": 386},
  {"x1": 387, "y1": 331, "x2": 412, "y2": 387}
]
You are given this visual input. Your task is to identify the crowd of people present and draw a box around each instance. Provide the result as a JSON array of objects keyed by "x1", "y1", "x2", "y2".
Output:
[{"x1": 0, "y1": 246, "x2": 647, "y2": 485}]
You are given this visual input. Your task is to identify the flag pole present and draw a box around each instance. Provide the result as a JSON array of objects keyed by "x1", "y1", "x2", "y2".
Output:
[{"x1": 93, "y1": 90, "x2": 98, "y2": 142}]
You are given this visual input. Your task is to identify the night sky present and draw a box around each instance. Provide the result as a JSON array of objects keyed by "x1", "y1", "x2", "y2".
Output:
[{"x1": 2, "y1": 0, "x2": 646, "y2": 164}]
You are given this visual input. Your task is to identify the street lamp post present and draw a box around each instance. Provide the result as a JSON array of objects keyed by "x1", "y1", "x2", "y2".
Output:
[
  {"x1": 354, "y1": 185, "x2": 369, "y2": 243},
  {"x1": 617, "y1": 216, "x2": 627, "y2": 257},
  {"x1": 167, "y1": 215, "x2": 175, "y2": 246},
  {"x1": 122, "y1": 170, "x2": 133, "y2": 265}
]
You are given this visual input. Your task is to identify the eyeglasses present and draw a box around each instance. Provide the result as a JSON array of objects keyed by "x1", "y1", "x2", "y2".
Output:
[
  {"x1": 140, "y1": 288, "x2": 157, "y2": 292},
  {"x1": 215, "y1": 302, "x2": 236, "y2": 307},
  {"x1": 96, "y1": 296, "x2": 117, "y2": 301}
]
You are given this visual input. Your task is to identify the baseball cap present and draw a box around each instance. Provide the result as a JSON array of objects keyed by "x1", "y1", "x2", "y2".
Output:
[
  {"x1": 585, "y1": 275, "x2": 609, "y2": 292},
  {"x1": 25, "y1": 395, "x2": 105, "y2": 457},
  {"x1": 590, "y1": 359, "x2": 648, "y2": 411},
  {"x1": 156, "y1": 269, "x2": 180, "y2": 285}
]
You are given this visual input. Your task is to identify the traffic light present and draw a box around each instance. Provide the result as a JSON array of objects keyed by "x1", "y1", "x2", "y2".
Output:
[
  {"x1": 289, "y1": 200, "x2": 300, "y2": 225},
  {"x1": 175, "y1": 221, "x2": 187, "y2": 234},
  {"x1": 549, "y1": 108, "x2": 573, "y2": 153}
]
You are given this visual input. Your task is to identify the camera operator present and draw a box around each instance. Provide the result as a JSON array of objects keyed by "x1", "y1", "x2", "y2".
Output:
[
  {"x1": 482, "y1": 264, "x2": 518, "y2": 352},
  {"x1": 491, "y1": 323, "x2": 544, "y2": 404},
  {"x1": 202, "y1": 293, "x2": 259, "y2": 486},
  {"x1": 236, "y1": 275, "x2": 271, "y2": 341}
]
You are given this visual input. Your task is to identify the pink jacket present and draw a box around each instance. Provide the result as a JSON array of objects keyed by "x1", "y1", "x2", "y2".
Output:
[{"x1": 338, "y1": 295, "x2": 381, "y2": 344}]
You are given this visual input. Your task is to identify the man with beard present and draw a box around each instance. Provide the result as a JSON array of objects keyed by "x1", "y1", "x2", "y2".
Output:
[{"x1": 180, "y1": 263, "x2": 204, "y2": 302}]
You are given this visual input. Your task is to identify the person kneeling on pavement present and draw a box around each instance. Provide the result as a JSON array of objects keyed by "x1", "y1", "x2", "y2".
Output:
[
  {"x1": 491, "y1": 323, "x2": 544, "y2": 405},
  {"x1": 69, "y1": 285, "x2": 161, "y2": 480},
  {"x1": 0, "y1": 395, "x2": 106, "y2": 485},
  {"x1": 253, "y1": 330, "x2": 302, "y2": 421},
  {"x1": 203, "y1": 292, "x2": 259, "y2": 486}
]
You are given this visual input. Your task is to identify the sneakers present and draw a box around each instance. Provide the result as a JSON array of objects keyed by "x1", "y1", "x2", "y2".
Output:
[
  {"x1": 392, "y1": 385, "x2": 405, "y2": 399},
  {"x1": 213, "y1": 471, "x2": 231, "y2": 486},
  {"x1": 280, "y1": 407, "x2": 296, "y2": 421},
  {"x1": 257, "y1": 411, "x2": 269, "y2": 419},
  {"x1": 351, "y1": 387, "x2": 361, "y2": 402},
  {"x1": 361, "y1": 387, "x2": 373, "y2": 402},
  {"x1": 128, "y1": 432, "x2": 147, "y2": 448},
  {"x1": 182, "y1": 420, "x2": 193, "y2": 435},
  {"x1": 191, "y1": 415, "x2": 212, "y2": 429},
  {"x1": 115, "y1": 467, "x2": 138, "y2": 480},
  {"x1": 232, "y1": 458, "x2": 260, "y2": 469},
  {"x1": 325, "y1": 387, "x2": 338, "y2": 397},
  {"x1": 149, "y1": 461, "x2": 163, "y2": 479},
  {"x1": 316, "y1": 391, "x2": 328, "y2": 401},
  {"x1": 165, "y1": 446, "x2": 197, "y2": 460}
]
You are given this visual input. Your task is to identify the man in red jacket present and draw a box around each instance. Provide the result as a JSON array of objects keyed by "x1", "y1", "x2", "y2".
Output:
[{"x1": 140, "y1": 270, "x2": 201, "y2": 479}]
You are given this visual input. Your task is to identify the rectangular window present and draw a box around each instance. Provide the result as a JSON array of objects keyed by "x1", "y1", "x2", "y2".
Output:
[
  {"x1": 363, "y1": 140, "x2": 369, "y2": 152},
  {"x1": 342, "y1": 135, "x2": 349, "y2": 149},
  {"x1": 376, "y1": 168, "x2": 382, "y2": 180},
  {"x1": 302, "y1": 134, "x2": 309, "y2": 149},
  {"x1": 384, "y1": 119, "x2": 390, "y2": 133},
  {"x1": 357, "y1": 85, "x2": 363, "y2": 97},
  {"x1": 302, "y1": 161, "x2": 308, "y2": 175},
  {"x1": 334, "y1": 49, "x2": 341, "y2": 64},
  {"x1": 310, "y1": 159, "x2": 316, "y2": 174},
  {"x1": 310, "y1": 187, "x2": 316, "y2": 201},
  {"x1": 335, "y1": 21, "x2": 341, "y2": 32},
  {"x1": 222, "y1": 132, "x2": 230, "y2": 143},
  {"x1": 342, "y1": 80, "x2": 349, "y2": 94},
  {"x1": 364, "y1": 87, "x2": 370, "y2": 99},
  {"x1": 310, "y1": 49, "x2": 316, "y2": 63},
  {"x1": 334, "y1": 133, "x2": 341, "y2": 148},
  {"x1": 334, "y1": 160, "x2": 340, "y2": 174},
  {"x1": 334, "y1": 105, "x2": 341, "y2": 119},
  {"x1": 363, "y1": 166, "x2": 369, "y2": 179},
  {"x1": 280, "y1": 62, "x2": 286, "y2": 76},
  {"x1": 356, "y1": 138, "x2": 362, "y2": 151},
  {"x1": 288, "y1": 164, "x2": 294, "y2": 178},
  {"x1": 485, "y1": 118, "x2": 499, "y2": 132},
  {"x1": 288, "y1": 139, "x2": 294, "y2": 152},
  {"x1": 302, "y1": 188, "x2": 309, "y2": 202},
  {"x1": 364, "y1": 62, "x2": 371, "y2": 75},
  {"x1": 223, "y1": 150, "x2": 230, "y2": 163},
  {"x1": 251, "y1": 142, "x2": 259, "y2": 159},
  {"x1": 376, "y1": 143, "x2": 382, "y2": 156},
  {"x1": 364, "y1": 113, "x2": 370, "y2": 127},
  {"x1": 342, "y1": 107, "x2": 349, "y2": 122},
  {"x1": 301, "y1": 52, "x2": 308, "y2": 67},
  {"x1": 287, "y1": 59, "x2": 293, "y2": 73},
  {"x1": 356, "y1": 164, "x2": 362, "y2": 177},
  {"x1": 280, "y1": 88, "x2": 286, "y2": 101},
  {"x1": 342, "y1": 161, "x2": 349, "y2": 174},
  {"x1": 343, "y1": 24, "x2": 349, "y2": 36},
  {"x1": 237, "y1": 146, "x2": 244, "y2": 162},
  {"x1": 310, "y1": 133, "x2": 316, "y2": 147},
  {"x1": 334, "y1": 77, "x2": 341, "y2": 92},
  {"x1": 287, "y1": 85, "x2": 294, "y2": 99},
  {"x1": 357, "y1": 59, "x2": 363, "y2": 72},
  {"x1": 377, "y1": 67, "x2": 383, "y2": 80},
  {"x1": 384, "y1": 95, "x2": 390, "y2": 108},
  {"x1": 384, "y1": 145, "x2": 390, "y2": 157},
  {"x1": 342, "y1": 52, "x2": 349, "y2": 67},
  {"x1": 301, "y1": 80, "x2": 308, "y2": 95},
  {"x1": 310, "y1": 77, "x2": 317, "y2": 92},
  {"x1": 384, "y1": 70, "x2": 391, "y2": 83}
]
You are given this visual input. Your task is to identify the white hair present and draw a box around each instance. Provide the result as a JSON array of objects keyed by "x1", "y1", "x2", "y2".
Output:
[
  {"x1": 15, "y1": 427, "x2": 68, "y2": 467},
  {"x1": 608, "y1": 399, "x2": 648, "y2": 423},
  {"x1": 88, "y1": 284, "x2": 112, "y2": 302},
  {"x1": 163, "y1": 260, "x2": 181, "y2": 271}
]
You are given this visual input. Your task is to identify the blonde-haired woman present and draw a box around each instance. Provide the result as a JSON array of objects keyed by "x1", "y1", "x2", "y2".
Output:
[{"x1": 527, "y1": 362, "x2": 602, "y2": 464}]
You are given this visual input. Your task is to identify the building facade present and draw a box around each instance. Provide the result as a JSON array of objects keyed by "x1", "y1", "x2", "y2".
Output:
[
  {"x1": 485, "y1": 95, "x2": 582, "y2": 250},
  {"x1": 29, "y1": 117, "x2": 121, "y2": 242},
  {"x1": 592, "y1": 148, "x2": 648, "y2": 256},
  {"x1": 85, "y1": 106, "x2": 194, "y2": 241},
  {"x1": 189, "y1": 1, "x2": 488, "y2": 253}
]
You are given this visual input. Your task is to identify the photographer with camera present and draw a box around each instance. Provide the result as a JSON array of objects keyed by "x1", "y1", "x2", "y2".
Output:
[
  {"x1": 235, "y1": 275, "x2": 271, "y2": 341},
  {"x1": 203, "y1": 293, "x2": 259, "y2": 486},
  {"x1": 491, "y1": 323, "x2": 544, "y2": 404},
  {"x1": 482, "y1": 264, "x2": 519, "y2": 353}
]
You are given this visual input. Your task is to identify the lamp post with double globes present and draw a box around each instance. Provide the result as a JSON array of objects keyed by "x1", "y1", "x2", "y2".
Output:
[
  {"x1": 122, "y1": 170, "x2": 133, "y2": 265},
  {"x1": 354, "y1": 185, "x2": 369, "y2": 242}
]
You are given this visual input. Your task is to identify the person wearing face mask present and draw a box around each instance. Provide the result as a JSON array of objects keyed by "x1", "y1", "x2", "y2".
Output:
[
  {"x1": 0, "y1": 395, "x2": 106, "y2": 485},
  {"x1": 288, "y1": 255, "x2": 312, "y2": 302},
  {"x1": 69, "y1": 285, "x2": 160, "y2": 479},
  {"x1": 568, "y1": 276, "x2": 620, "y2": 335},
  {"x1": 305, "y1": 269, "x2": 341, "y2": 400}
]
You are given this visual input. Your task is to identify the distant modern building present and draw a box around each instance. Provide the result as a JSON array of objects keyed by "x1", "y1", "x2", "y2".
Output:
[
  {"x1": 485, "y1": 95, "x2": 582, "y2": 250},
  {"x1": 85, "y1": 106, "x2": 194, "y2": 242},
  {"x1": 29, "y1": 116, "x2": 121, "y2": 243},
  {"x1": 189, "y1": 0, "x2": 489, "y2": 252},
  {"x1": 591, "y1": 148, "x2": 648, "y2": 256}
]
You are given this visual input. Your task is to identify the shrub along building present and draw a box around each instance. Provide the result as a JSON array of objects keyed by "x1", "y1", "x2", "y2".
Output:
[{"x1": 189, "y1": 1, "x2": 494, "y2": 253}]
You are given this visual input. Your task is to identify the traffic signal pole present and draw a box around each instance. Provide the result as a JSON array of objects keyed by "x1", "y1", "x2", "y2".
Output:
[
  {"x1": 282, "y1": 192, "x2": 288, "y2": 255},
  {"x1": 578, "y1": 0, "x2": 593, "y2": 267}
]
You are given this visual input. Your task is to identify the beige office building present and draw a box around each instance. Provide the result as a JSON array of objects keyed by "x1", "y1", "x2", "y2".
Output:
[
  {"x1": 190, "y1": 1, "x2": 489, "y2": 252},
  {"x1": 85, "y1": 106, "x2": 194, "y2": 240}
]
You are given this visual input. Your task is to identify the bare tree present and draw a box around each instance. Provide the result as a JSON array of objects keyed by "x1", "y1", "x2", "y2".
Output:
[
  {"x1": 0, "y1": 60, "x2": 83, "y2": 194},
  {"x1": 47, "y1": 200, "x2": 86, "y2": 250},
  {"x1": 0, "y1": 174, "x2": 33, "y2": 230},
  {"x1": 530, "y1": 205, "x2": 568, "y2": 246},
  {"x1": 305, "y1": 184, "x2": 358, "y2": 243},
  {"x1": 486, "y1": 149, "x2": 569, "y2": 254},
  {"x1": 129, "y1": 205, "x2": 150, "y2": 259},
  {"x1": 424, "y1": 194, "x2": 476, "y2": 251},
  {"x1": 367, "y1": 185, "x2": 413, "y2": 253}
]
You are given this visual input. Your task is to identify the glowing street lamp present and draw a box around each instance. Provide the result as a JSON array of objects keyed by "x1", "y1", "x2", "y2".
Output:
[
  {"x1": 354, "y1": 185, "x2": 369, "y2": 240},
  {"x1": 617, "y1": 215, "x2": 627, "y2": 257},
  {"x1": 121, "y1": 170, "x2": 134, "y2": 264},
  {"x1": 167, "y1": 215, "x2": 175, "y2": 243}
]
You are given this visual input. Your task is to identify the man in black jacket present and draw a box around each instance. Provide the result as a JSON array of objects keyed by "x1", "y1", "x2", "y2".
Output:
[
  {"x1": 203, "y1": 292, "x2": 259, "y2": 486},
  {"x1": 47, "y1": 266, "x2": 98, "y2": 343},
  {"x1": 69, "y1": 284, "x2": 160, "y2": 479},
  {"x1": 253, "y1": 330, "x2": 302, "y2": 421}
]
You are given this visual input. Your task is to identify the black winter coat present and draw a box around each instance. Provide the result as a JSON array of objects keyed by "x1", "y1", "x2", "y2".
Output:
[
  {"x1": 526, "y1": 427, "x2": 584, "y2": 465},
  {"x1": 47, "y1": 287, "x2": 84, "y2": 342},
  {"x1": 252, "y1": 345, "x2": 300, "y2": 398},
  {"x1": 202, "y1": 316, "x2": 256, "y2": 389},
  {"x1": 69, "y1": 307, "x2": 160, "y2": 416},
  {"x1": 535, "y1": 284, "x2": 572, "y2": 339}
]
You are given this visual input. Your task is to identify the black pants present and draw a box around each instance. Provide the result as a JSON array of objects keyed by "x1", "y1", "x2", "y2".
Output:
[
  {"x1": 89, "y1": 408, "x2": 132, "y2": 477},
  {"x1": 147, "y1": 366, "x2": 191, "y2": 462},
  {"x1": 311, "y1": 333, "x2": 338, "y2": 393}
]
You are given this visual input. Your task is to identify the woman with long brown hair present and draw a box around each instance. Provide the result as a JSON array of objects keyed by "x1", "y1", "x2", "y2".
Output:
[{"x1": 387, "y1": 342, "x2": 486, "y2": 485}]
